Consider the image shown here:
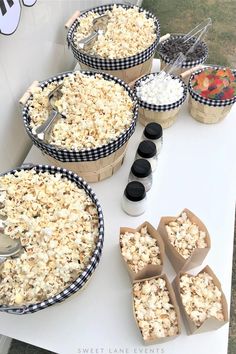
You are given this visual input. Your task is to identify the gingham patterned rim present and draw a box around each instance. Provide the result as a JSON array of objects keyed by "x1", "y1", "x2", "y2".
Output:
[
  {"x1": 22, "y1": 71, "x2": 138, "y2": 162},
  {"x1": 158, "y1": 34, "x2": 208, "y2": 69},
  {"x1": 0, "y1": 164, "x2": 104, "y2": 315},
  {"x1": 133, "y1": 73, "x2": 188, "y2": 111},
  {"x1": 189, "y1": 65, "x2": 236, "y2": 107},
  {"x1": 67, "y1": 3, "x2": 160, "y2": 71}
]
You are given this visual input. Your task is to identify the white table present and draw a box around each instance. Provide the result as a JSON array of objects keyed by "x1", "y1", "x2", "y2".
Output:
[{"x1": 0, "y1": 60, "x2": 235, "y2": 354}]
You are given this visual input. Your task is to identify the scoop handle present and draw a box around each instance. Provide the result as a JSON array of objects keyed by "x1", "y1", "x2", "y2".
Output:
[
  {"x1": 183, "y1": 18, "x2": 212, "y2": 43},
  {"x1": 35, "y1": 109, "x2": 58, "y2": 141}
]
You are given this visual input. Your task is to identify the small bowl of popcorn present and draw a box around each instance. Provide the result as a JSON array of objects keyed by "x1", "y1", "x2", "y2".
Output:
[
  {"x1": 21, "y1": 71, "x2": 138, "y2": 183},
  {"x1": 134, "y1": 72, "x2": 188, "y2": 128},
  {"x1": 158, "y1": 209, "x2": 211, "y2": 273},
  {"x1": 133, "y1": 275, "x2": 181, "y2": 344},
  {"x1": 173, "y1": 266, "x2": 228, "y2": 334},
  {"x1": 119, "y1": 221, "x2": 164, "y2": 281},
  {"x1": 66, "y1": 4, "x2": 160, "y2": 84},
  {"x1": 188, "y1": 65, "x2": 236, "y2": 124},
  {"x1": 157, "y1": 34, "x2": 208, "y2": 78},
  {"x1": 0, "y1": 164, "x2": 104, "y2": 314}
]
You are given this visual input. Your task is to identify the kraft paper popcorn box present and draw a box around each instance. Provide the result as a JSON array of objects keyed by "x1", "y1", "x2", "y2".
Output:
[
  {"x1": 119, "y1": 221, "x2": 165, "y2": 281},
  {"x1": 173, "y1": 265, "x2": 228, "y2": 335},
  {"x1": 132, "y1": 274, "x2": 181, "y2": 344},
  {"x1": 157, "y1": 208, "x2": 211, "y2": 273}
]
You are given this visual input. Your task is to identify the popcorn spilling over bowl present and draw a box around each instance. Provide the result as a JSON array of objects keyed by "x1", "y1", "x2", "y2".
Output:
[
  {"x1": 21, "y1": 71, "x2": 138, "y2": 183},
  {"x1": 158, "y1": 209, "x2": 211, "y2": 273},
  {"x1": 66, "y1": 4, "x2": 160, "y2": 83},
  {"x1": 173, "y1": 266, "x2": 228, "y2": 334},
  {"x1": 133, "y1": 275, "x2": 181, "y2": 344},
  {"x1": 119, "y1": 222, "x2": 164, "y2": 281},
  {"x1": 0, "y1": 165, "x2": 104, "y2": 314},
  {"x1": 134, "y1": 73, "x2": 187, "y2": 128},
  {"x1": 157, "y1": 34, "x2": 208, "y2": 75},
  {"x1": 188, "y1": 66, "x2": 236, "y2": 124}
]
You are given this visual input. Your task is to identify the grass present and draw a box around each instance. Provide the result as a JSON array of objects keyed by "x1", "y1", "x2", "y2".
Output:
[{"x1": 142, "y1": 0, "x2": 236, "y2": 66}]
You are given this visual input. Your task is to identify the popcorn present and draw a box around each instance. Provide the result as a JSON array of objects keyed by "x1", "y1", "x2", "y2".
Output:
[
  {"x1": 165, "y1": 212, "x2": 207, "y2": 259},
  {"x1": 120, "y1": 226, "x2": 161, "y2": 273},
  {"x1": 179, "y1": 272, "x2": 225, "y2": 327},
  {"x1": 73, "y1": 5, "x2": 156, "y2": 59},
  {"x1": 136, "y1": 73, "x2": 184, "y2": 105},
  {"x1": 28, "y1": 72, "x2": 134, "y2": 150},
  {"x1": 0, "y1": 169, "x2": 99, "y2": 306},
  {"x1": 133, "y1": 278, "x2": 179, "y2": 340}
]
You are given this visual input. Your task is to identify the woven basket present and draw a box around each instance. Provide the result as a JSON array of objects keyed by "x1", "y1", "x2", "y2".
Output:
[
  {"x1": 188, "y1": 66, "x2": 236, "y2": 124},
  {"x1": 66, "y1": 3, "x2": 160, "y2": 84},
  {"x1": 0, "y1": 164, "x2": 104, "y2": 315},
  {"x1": 158, "y1": 33, "x2": 208, "y2": 82},
  {"x1": 134, "y1": 73, "x2": 188, "y2": 128},
  {"x1": 22, "y1": 71, "x2": 138, "y2": 183}
]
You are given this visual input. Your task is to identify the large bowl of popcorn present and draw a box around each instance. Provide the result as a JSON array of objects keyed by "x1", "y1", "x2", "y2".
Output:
[
  {"x1": 22, "y1": 70, "x2": 138, "y2": 182},
  {"x1": 0, "y1": 164, "x2": 104, "y2": 315},
  {"x1": 134, "y1": 72, "x2": 188, "y2": 128},
  {"x1": 66, "y1": 4, "x2": 160, "y2": 84},
  {"x1": 188, "y1": 65, "x2": 236, "y2": 124}
]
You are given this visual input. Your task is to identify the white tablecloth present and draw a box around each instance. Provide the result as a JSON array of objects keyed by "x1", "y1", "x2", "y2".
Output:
[{"x1": 0, "y1": 60, "x2": 235, "y2": 354}]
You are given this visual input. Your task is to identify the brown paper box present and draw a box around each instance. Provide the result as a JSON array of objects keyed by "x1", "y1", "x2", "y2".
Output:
[
  {"x1": 132, "y1": 274, "x2": 181, "y2": 345},
  {"x1": 173, "y1": 265, "x2": 229, "y2": 335},
  {"x1": 157, "y1": 208, "x2": 211, "y2": 273},
  {"x1": 120, "y1": 221, "x2": 165, "y2": 281}
]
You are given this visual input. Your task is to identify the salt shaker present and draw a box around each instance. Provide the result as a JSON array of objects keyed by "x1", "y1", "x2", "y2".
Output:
[
  {"x1": 122, "y1": 181, "x2": 147, "y2": 216},
  {"x1": 136, "y1": 141, "x2": 157, "y2": 172},
  {"x1": 142, "y1": 122, "x2": 163, "y2": 154},
  {"x1": 128, "y1": 159, "x2": 152, "y2": 192}
]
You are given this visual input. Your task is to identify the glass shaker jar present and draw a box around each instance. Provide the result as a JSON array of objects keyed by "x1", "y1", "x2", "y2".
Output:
[
  {"x1": 129, "y1": 159, "x2": 152, "y2": 192},
  {"x1": 122, "y1": 181, "x2": 147, "y2": 216},
  {"x1": 142, "y1": 122, "x2": 163, "y2": 155},
  {"x1": 136, "y1": 140, "x2": 157, "y2": 172}
]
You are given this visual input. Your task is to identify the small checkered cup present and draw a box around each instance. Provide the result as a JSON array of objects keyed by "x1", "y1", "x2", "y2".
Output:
[
  {"x1": 0, "y1": 164, "x2": 104, "y2": 315},
  {"x1": 134, "y1": 73, "x2": 188, "y2": 128},
  {"x1": 188, "y1": 65, "x2": 236, "y2": 124},
  {"x1": 158, "y1": 34, "x2": 208, "y2": 74},
  {"x1": 66, "y1": 3, "x2": 160, "y2": 84}
]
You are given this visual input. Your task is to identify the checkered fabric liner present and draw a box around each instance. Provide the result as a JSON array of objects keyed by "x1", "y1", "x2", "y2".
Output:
[
  {"x1": 158, "y1": 34, "x2": 208, "y2": 69},
  {"x1": 134, "y1": 73, "x2": 188, "y2": 111},
  {"x1": 67, "y1": 3, "x2": 160, "y2": 71},
  {"x1": 188, "y1": 65, "x2": 236, "y2": 107},
  {"x1": 0, "y1": 164, "x2": 104, "y2": 315},
  {"x1": 22, "y1": 71, "x2": 138, "y2": 162}
]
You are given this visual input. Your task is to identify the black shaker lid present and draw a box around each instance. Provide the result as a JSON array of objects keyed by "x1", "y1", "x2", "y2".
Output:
[
  {"x1": 144, "y1": 122, "x2": 163, "y2": 140},
  {"x1": 124, "y1": 181, "x2": 146, "y2": 202},
  {"x1": 131, "y1": 159, "x2": 152, "y2": 178},
  {"x1": 137, "y1": 140, "x2": 157, "y2": 158}
]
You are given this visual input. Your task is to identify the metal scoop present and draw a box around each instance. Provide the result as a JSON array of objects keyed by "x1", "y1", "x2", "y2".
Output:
[
  {"x1": 35, "y1": 84, "x2": 65, "y2": 141},
  {"x1": 78, "y1": 14, "x2": 109, "y2": 51},
  {"x1": 0, "y1": 232, "x2": 23, "y2": 264},
  {"x1": 183, "y1": 18, "x2": 212, "y2": 54}
]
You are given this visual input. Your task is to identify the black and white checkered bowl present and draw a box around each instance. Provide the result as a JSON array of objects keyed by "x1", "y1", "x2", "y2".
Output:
[
  {"x1": 67, "y1": 3, "x2": 160, "y2": 71},
  {"x1": 158, "y1": 34, "x2": 208, "y2": 69},
  {"x1": 22, "y1": 71, "x2": 138, "y2": 163},
  {"x1": 0, "y1": 164, "x2": 104, "y2": 315},
  {"x1": 188, "y1": 65, "x2": 236, "y2": 107},
  {"x1": 134, "y1": 73, "x2": 188, "y2": 112}
]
